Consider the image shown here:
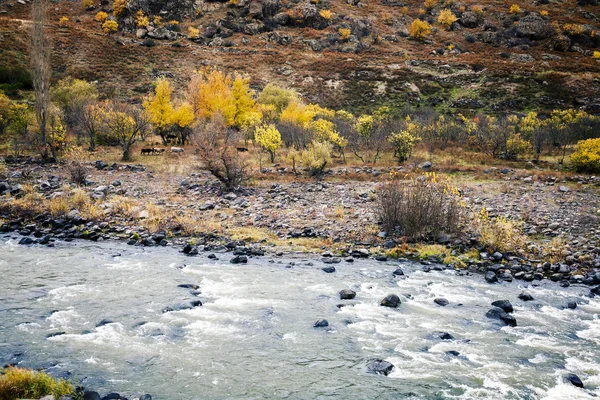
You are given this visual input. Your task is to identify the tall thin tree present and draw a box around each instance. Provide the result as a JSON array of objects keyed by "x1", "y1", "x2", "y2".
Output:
[{"x1": 30, "y1": 0, "x2": 51, "y2": 159}]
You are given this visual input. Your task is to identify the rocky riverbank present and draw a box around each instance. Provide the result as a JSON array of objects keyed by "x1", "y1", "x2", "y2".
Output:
[{"x1": 1, "y1": 156, "x2": 600, "y2": 288}]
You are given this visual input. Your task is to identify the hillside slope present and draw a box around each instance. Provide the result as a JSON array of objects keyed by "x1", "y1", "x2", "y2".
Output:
[{"x1": 1, "y1": 0, "x2": 599, "y2": 114}]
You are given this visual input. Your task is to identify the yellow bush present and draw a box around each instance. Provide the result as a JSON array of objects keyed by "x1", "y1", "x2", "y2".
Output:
[
  {"x1": 338, "y1": 28, "x2": 351, "y2": 40},
  {"x1": 153, "y1": 15, "x2": 162, "y2": 26},
  {"x1": 59, "y1": 16, "x2": 70, "y2": 27},
  {"x1": 593, "y1": 51, "x2": 600, "y2": 59},
  {"x1": 423, "y1": 0, "x2": 437, "y2": 11},
  {"x1": 509, "y1": 4, "x2": 521, "y2": 14},
  {"x1": 401, "y1": 6, "x2": 408, "y2": 15},
  {"x1": 472, "y1": 5, "x2": 483, "y2": 15},
  {"x1": 319, "y1": 10, "x2": 332, "y2": 20},
  {"x1": 134, "y1": 10, "x2": 149, "y2": 28},
  {"x1": 102, "y1": 19, "x2": 118, "y2": 33},
  {"x1": 94, "y1": 11, "x2": 108, "y2": 22},
  {"x1": 540, "y1": 10, "x2": 549, "y2": 17},
  {"x1": 437, "y1": 9, "x2": 457, "y2": 30},
  {"x1": 571, "y1": 138, "x2": 600, "y2": 173},
  {"x1": 563, "y1": 23, "x2": 584, "y2": 36},
  {"x1": 113, "y1": 0, "x2": 127, "y2": 16},
  {"x1": 82, "y1": 0, "x2": 94, "y2": 8},
  {"x1": 188, "y1": 26, "x2": 200, "y2": 38},
  {"x1": 0, "y1": 366, "x2": 73, "y2": 400},
  {"x1": 505, "y1": 133, "x2": 531, "y2": 159},
  {"x1": 410, "y1": 19, "x2": 432, "y2": 40}
]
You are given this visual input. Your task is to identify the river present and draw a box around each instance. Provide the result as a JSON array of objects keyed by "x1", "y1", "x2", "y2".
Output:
[{"x1": 0, "y1": 237, "x2": 599, "y2": 399}]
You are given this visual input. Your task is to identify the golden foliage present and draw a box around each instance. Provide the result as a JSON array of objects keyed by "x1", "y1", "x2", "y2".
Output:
[
  {"x1": 319, "y1": 10, "x2": 332, "y2": 20},
  {"x1": 255, "y1": 124, "x2": 282, "y2": 162},
  {"x1": 113, "y1": 0, "x2": 127, "y2": 16},
  {"x1": 338, "y1": 28, "x2": 351, "y2": 40},
  {"x1": 94, "y1": 11, "x2": 108, "y2": 22},
  {"x1": 509, "y1": 4, "x2": 521, "y2": 15},
  {"x1": 571, "y1": 138, "x2": 600, "y2": 173},
  {"x1": 59, "y1": 16, "x2": 70, "y2": 27},
  {"x1": 437, "y1": 9, "x2": 457, "y2": 30},
  {"x1": 186, "y1": 69, "x2": 259, "y2": 128},
  {"x1": 102, "y1": 19, "x2": 118, "y2": 33},
  {"x1": 134, "y1": 10, "x2": 149, "y2": 28},
  {"x1": 410, "y1": 19, "x2": 432, "y2": 40}
]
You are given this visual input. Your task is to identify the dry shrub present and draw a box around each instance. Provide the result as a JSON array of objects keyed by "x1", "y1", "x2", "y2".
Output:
[
  {"x1": 376, "y1": 172, "x2": 465, "y2": 239},
  {"x1": 68, "y1": 161, "x2": 88, "y2": 185},
  {"x1": 193, "y1": 115, "x2": 251, "y2": 191}
]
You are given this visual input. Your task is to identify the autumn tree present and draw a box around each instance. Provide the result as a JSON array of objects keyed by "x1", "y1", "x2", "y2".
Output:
[
  {"x1": 144, "y1": 78, "x2": 175, "y2": 144},
  {"x1": 52, "y1": 77, "x2": 98, "y2": 145},
  {"x1": 0, "y1": 90, "x2": 10, "y2": 136},
  {"x1": 7, "y1": 103, "x2": 33, "y2": 155},
  {"x1": 258, "y1": 84, "x2": 299, "y2": 114},
  {"x1": 254, "y1": 124, "x2": 282, "y2": 163},
  {"x1": 103, "y1": 102, "x2": 149, "y2": 161},
  {"x1": 30, "y1": 0, "x2": 51, "y2": 159},
  {"x1": 171, "y1": 102, "x2": 195, "y2": 145},
  {"x1": 186, "y1": 69, "x2": 260, "y2": 129}
]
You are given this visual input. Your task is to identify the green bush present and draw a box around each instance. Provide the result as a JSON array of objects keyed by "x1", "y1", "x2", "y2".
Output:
[{"x1": 570, "y1": 138, "x2": 600, "y2": 172}]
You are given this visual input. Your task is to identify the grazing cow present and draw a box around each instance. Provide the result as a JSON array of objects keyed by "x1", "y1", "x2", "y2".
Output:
[
  {"x1": 153, "y1": 148, "x2": 166, "y2": 154},
  {"x1": 171, "y1": 146, "x2": 184, "y2": 153},
  {"x1": 141, "y1": 148, "x2": 154, "y2": 155},
  {"x1": 236, "y1": 147, "x2": 249, "y2": 152}
]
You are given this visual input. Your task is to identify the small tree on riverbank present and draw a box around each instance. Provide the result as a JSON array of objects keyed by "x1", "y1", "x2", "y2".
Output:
[{"x1": 103, "y1": 102, "x2": 149, "y2": 161}]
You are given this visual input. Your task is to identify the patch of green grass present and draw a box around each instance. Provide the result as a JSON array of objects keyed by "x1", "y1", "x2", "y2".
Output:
[{"x1": 0, "y1": 366, "x2": 74, "y2": 400}]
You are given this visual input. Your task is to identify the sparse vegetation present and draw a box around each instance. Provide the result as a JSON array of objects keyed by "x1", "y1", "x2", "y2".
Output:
[{"x1": 437, "y1": 9, "x2": 457, "y2": 30}]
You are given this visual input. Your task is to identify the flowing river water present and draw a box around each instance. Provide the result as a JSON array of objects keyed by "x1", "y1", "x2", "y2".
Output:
[{"x1": 0, "y1": 236, "x2": 599, "y2": 399}]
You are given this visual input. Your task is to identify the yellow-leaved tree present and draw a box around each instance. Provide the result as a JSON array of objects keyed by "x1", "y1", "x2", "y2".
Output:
[
  {"x1": 187, "y1": 69, "x2": 261, "y2": 128},
  {"x1": 258, "y1": 84, "x2": 298, "y2": 115},
  {"x1": 254, "y1": 124, "x2": 282, "y2": 162},
  {"x1": 171, "y1": 102, "x2": 195, "y2": 145},
  {"x1": 143, "y1": 78, "x2": 174, "y2": 145}
]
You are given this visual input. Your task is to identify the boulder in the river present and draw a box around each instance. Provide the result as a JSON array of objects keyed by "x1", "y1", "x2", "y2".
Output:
[
  {"x1": 230, "y1": 255, "x2": 248, "y2": 264},
  {"x1": 19, "y1": 237, "x2": 34, "y2": 245},
  {"x1": 392, "y1": 267, "x2": 404, "y2": 276},
  {"x1": 567, "y1": 302, "x2": 577, "y2": 309},
  {"x1": 446, "y1": 350, "x2": 460, "y2": 356},
  {"x1": 83, "y1": 392, "x2": 101, "y2": 400},
  {"x1": 322, "y1": 266, "x2": 336, "y2": 273},
  {"x1": 567, "y1": 373, "x2": 584, "y2": 388},
  {"x1": 518, "y1": 292, "x2": 534, "y2": 301},
  {"x1": 380, "y1": 294, "x2": 401, "y2": 308},
  {"x1": 434, "y1": 298, "x2": 449, "y2": 306},
  {"x1": 486, "y1": 307, "x2": 517, "y2": 327},
  {"x1": 485, "y1": 271, "x2": 498, "y2": 283},
  {"x1": 102, "y1": 393, "x2": 121, "y2": 400},
  {"x1": 591, "y1": 286, "x2": 600, "y2": 296},
  {"x1": 339, "y1": 289, "x2": 356, "y2": 300},
  {"x1": 491, "y1": 300, "x2": 513, "y2": 313},
  {"x1": 96, "y1": 319, "x2": 114, "y2": 327},
  {"x1": 375, "y1": 255, "x2": 388, "y2": 262},
  {"x1": 178, "y1": 284, "x2": 200, "y2": 290},
  {"x1": 366, "y1": 359, "x2": 395, "y2": 376},
  {"x1": 313, "y1": 319, "x2": 329, "y2": 328},
  {"x1": 140, "y1": 395, "x2": 152, "y2": 400},
  {"x1": 436, "y1": 331, "x2": 454, "y2": 340}
]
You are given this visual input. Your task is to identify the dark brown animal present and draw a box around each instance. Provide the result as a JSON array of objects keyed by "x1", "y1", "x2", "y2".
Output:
[
  {"x1": 236, "y1": 147, "x2": 249, "y2": 152},
  {"x1": 141, "y1": 148, "x2": 154, "y2": 155}
]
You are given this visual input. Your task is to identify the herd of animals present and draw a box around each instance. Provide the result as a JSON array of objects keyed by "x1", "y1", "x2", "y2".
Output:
[{"x1": 140, "y1": 146, "x2": 250, "y2": 155}]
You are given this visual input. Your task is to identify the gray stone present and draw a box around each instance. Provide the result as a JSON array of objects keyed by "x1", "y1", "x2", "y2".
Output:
[{"x1": 380, "y1": 294, "x2": 400, "y2": 308}]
